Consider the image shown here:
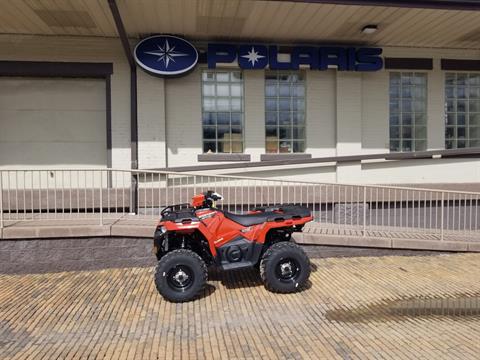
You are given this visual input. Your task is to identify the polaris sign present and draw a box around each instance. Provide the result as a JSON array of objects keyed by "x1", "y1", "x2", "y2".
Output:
[
  {"x1": 208, "y1": 44, "x2": 383, "y2": 72},
  {"x1": 134, "y1": 35, "x2": 383, "y2": 77}
]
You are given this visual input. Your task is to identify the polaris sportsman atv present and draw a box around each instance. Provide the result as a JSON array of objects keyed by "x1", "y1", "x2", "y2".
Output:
[{"x1": 153, "y1": 190, "x2": 313, "y2": 302}]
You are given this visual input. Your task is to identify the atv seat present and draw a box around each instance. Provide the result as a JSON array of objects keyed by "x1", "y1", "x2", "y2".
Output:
[{"x1": 223, "y1": 211, "x2": 273, "y2": 227}]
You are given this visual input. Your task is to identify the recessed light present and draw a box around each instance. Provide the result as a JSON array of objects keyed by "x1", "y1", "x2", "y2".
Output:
[{"x1": 362, "y1": 25, "x2": 378, "y2": 34}]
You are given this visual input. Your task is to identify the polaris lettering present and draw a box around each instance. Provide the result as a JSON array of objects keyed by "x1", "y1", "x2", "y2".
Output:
[{"x1": 207, "y1": 44, "x2": 383, "y2": 71}]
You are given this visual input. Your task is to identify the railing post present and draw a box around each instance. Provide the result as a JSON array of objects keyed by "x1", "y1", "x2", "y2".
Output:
[
  {"x1": 165, "y1": 173, "x2": 169, "y2": 208},
  {"x1": 193, "y1": 175, "x2": 196, "y2": 195},
  {"x1": 0, "y1": 172, "x2": 3, "y2": 230},
  {"x1": 131, "y1": 172, "x2": 138, "y2": 215},
  {"x1": 99, "y1": 171, "x2": 103, "y2": 226},
  {"x1": 440, "y1": 192, "x2": 445, "y2": 241},
  {"x1": 280, "y1": 183, "x2": 283, "y2": 204},
  {"x1": 363, "y1": 186, "x2": 367, "y2": 237}
]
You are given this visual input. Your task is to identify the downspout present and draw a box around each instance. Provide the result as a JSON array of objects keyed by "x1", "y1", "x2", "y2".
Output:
[
  {"x1": 107, "y1": 0, "x2": 138, "y2": 170},
  {"x1": 164, "y1": 80, "x2": 168, "y2": 168},
  {"x1": 108, "y1": 0, "x2": 139, "y2": 213}
]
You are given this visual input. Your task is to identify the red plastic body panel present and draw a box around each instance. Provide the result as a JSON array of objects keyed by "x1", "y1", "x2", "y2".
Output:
[{"x1": 159, "y1": 208, "x2": 313, "y2": 257}]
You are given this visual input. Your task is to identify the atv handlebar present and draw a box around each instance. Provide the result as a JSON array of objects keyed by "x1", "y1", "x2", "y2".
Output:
[
  {"x1": 207, "y1": 192, "x2": 223, "y2": 201},
  {"x1": 191, "y1": 191, "x2": 223, "y2": 209}
]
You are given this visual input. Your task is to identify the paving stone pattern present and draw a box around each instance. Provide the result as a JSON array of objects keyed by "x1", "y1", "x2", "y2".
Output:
[{"x1": 1, "y1": 254, "x2": 480, "y2": 359}]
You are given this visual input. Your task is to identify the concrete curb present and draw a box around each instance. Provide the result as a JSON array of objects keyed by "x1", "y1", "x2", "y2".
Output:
[
  {"x1": 3, "y1": 225, "x2": 111, "y2": 239},
  {"x1": 1, "y1": 221, "x2": 157, "y2": 240},
  {"x1": 294, "y1": 233, "x2": 480, "y2": 252},
  {"x1": 1, "y1": 224, "x2": 479, "y2": 253}
]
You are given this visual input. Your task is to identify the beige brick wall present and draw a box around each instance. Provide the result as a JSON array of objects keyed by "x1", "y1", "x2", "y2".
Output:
[
  {"x1": 361, "y1": 70, "x2": 389, "y2": 153},
  {"x1": 306, "y1": 70, "x2": 336, "y2": 157},
  {"x1": 336, "y1": 72, "x2": 362, "y2": 155},
  {"x1": 244, "y1": 70, "x2": 265, "y2": 162},
  {"x1": 165, "y1": 68, "x2": 202, "y2": 166},
  {"x1": 428, "y1": 58, "x2": 446, "y2": 150},
  {"x1": 3, "y1": 34, "x2": 480, "y2": 184},
  {"x1": 362, "y1": 157, "x2": 480, "y2": 184},
  {"x1": 123, "y1": 41, "x2": 480, "y2": 184},
  {"x1": 137, "y1": 70, "x2": 166, "y2": 169}
]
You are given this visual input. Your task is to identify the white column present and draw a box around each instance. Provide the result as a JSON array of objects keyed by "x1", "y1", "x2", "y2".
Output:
[
  {"x1": 336, "y1": 72, "x2": 362, "y2": 183},
  {"x1": 137, "y1": 70, "x2": 166, "y2": 169},
  {"x1": 361, "y1": 71, "x2": 389, "y2": 153},
  {"x1": 428, "y1": 59, "x2": 445, "y2": 150},
  {"x1": 244, "y1": 70, "x2": 265, "y2": 161},
  {"x1": 306, "y1": 70, "x2": 337, "y2": 157},
  {"x1": 165, "y1": 69, "x2": 202, "y2": 167}
]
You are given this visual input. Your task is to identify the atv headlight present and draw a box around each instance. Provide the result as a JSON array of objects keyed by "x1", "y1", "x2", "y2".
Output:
[{"x1": 154, "y1": 226, "x2": 166, "y2": 240}]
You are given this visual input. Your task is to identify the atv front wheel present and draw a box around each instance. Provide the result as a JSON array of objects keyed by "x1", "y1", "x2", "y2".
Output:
[
  {"x1": 260, "y1": 242, "x2": 310, "y2": 293},
  {"x1": 155, "y1": 249, "x2": 207, "y2": 302}
]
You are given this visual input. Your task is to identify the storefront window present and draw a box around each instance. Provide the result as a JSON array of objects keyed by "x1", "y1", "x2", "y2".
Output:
[
  {"x1": 265, "y1": 71, "x2": 305, "y2": 153},
  {"x1": 202, "y1": 70, "x2": 243, "y2": 153},
  {"x1": 445, "y1": 73, "x2": 480, "y2": 149},
  {"x1": 389, "y1": 72, "x2": 427, "y2": 152}
]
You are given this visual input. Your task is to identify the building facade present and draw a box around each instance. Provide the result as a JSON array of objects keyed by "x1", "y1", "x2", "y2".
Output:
[{"x1": 1, "y1": 0, "x2": 480, "y2": 185}]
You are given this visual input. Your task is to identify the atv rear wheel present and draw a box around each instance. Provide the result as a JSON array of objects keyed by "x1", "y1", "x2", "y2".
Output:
[
  {"x1": 260, "y1": 242, "x2": 310, "y2": 293},
  {"x1": 155, "y1": 249, "x2": 207, "y2": 302}
]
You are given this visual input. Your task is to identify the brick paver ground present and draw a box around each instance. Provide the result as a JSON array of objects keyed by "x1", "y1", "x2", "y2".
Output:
[{"x1": 1, "y1": 253, "x2": 480, "y2": 359}]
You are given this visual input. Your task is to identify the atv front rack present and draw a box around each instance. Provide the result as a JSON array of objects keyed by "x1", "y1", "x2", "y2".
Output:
[
  {"x1": 160, "y1": 203, "x2": 199, "y2": 223},
  {"x1": 160, "y1": 203, "x2": 191, "y2": 215}
]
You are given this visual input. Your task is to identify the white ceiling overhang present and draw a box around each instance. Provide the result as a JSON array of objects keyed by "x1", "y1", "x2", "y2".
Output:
[{"x1": 1, "y1": 0, "x2": 480, "y2": 49}]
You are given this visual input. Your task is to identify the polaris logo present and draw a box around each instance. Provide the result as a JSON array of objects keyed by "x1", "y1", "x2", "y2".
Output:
[{"x1": 134, "y1": 35, "x2": 199, "y2": 76}]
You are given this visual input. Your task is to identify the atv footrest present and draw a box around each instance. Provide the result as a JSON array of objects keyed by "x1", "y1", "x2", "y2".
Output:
[{"x1": 220, "y1": 261, "x2": 255, "y2": 271}]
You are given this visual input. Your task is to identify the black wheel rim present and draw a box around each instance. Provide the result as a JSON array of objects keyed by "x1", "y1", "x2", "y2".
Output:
[
  {"x1": 274, "y1": 257, "x2": 301, "y2": 283},
  {"x1": 166, "y1": 265, "x2": 195, "y2": 292}
]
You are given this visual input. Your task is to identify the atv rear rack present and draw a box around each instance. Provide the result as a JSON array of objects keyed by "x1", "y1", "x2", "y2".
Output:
[{"x1": 252, "y1": 204, "x2": 311, "y2": 218}]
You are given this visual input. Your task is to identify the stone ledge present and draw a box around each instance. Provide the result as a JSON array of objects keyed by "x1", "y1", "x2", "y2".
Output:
[
  {"x1": 1, "y1": 221, "x2": 157, "y2": 240},
  {"x1": 392, "y1": 238, "x2": 469, "y2": 252},
  {"x1": 2, "y1": 224, "x2": 479, "y2": 253},
  {"x1": 467, "y1": 242, "x2": 480, "y2": 252},
  {"x1": 296, "y1": 233, "x2": 392, "y2": 248},
  {"x1": 197, "y1": 154, "x2": 251, "y2": 162},
  {"x1": 3, "y1": 225, "x2": 111, "y2": 239},
  {"x1": 111, "y1": 224, "x2": 154, "y2": 238},
  {"x1": 294, "y1": 232, "x2": 479, "y2": 252},
  {"x1": 260, "y1": 153, "x2": 312, "y2": 161}
]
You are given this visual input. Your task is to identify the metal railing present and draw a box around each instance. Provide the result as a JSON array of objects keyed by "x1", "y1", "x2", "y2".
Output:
[{"x1": 1, "y1": 168, "x2": 480, "y2": 241}]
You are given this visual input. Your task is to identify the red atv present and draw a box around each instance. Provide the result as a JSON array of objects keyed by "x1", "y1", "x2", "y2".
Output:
[{"x1": 153, "y1": 190, "x2": 313, "y2": 302}]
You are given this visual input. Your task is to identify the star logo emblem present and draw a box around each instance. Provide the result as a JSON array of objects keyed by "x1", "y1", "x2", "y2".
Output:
[
  {"x1": 241, "y1": 46, "x2": 265, "y2": 66},
  {"x1": 144, "y1": 39, "x2": 188, "y2": 69}
]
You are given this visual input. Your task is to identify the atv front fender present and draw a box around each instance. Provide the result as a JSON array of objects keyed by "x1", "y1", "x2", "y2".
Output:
[{"x1": 153, "y1": 226, "x2": 166, "y2": 258}]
